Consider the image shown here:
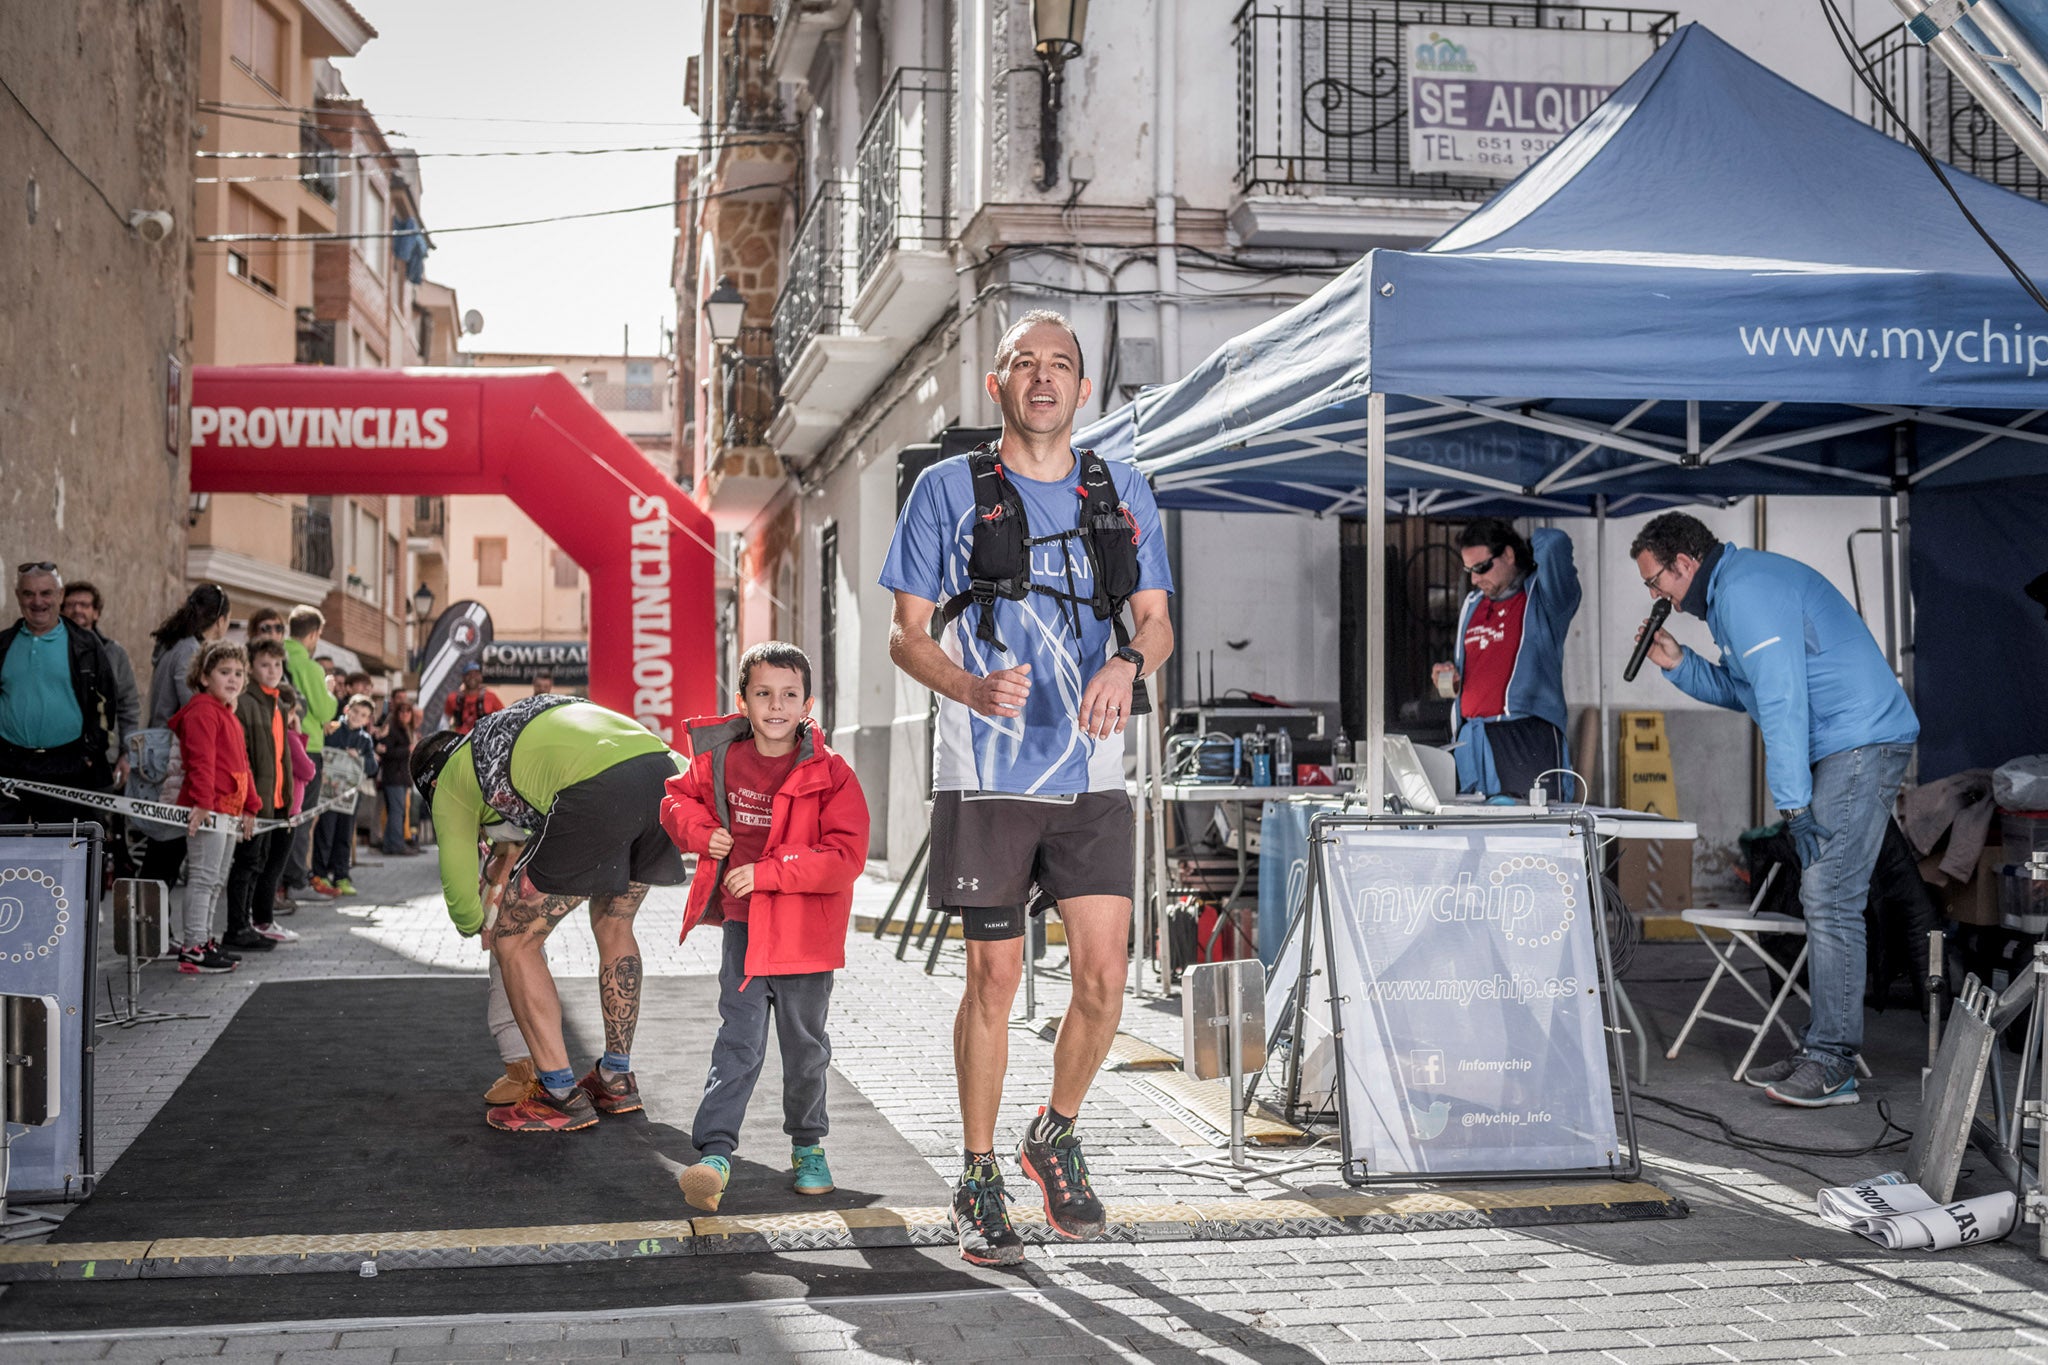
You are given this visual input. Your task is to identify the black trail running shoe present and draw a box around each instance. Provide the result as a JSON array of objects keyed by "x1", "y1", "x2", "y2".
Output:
[{"x1": 1018, "y1": 1118, "x2": 1106, "y2": 1241}]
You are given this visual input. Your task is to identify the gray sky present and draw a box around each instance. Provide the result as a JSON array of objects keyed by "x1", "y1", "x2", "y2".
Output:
[{"x1": 335, "y1": 1, "x2": 701, "y2": 357}]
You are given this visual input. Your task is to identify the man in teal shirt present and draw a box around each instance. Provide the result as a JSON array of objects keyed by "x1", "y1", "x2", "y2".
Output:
[
  {"x1": 0, "y1": 564, "x2": 123, "y2": 824},
  {"x1": 413, "y1": 697, "x2": 685, "y2": 1133}
]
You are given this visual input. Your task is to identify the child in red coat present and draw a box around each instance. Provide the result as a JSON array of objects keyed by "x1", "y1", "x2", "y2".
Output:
[
  {"x1": 660, "y1": 642, "x2": 869, "y2": 1213},
  {"x1": 167, "y1": 641, "x2": 259, "y2": 974}
]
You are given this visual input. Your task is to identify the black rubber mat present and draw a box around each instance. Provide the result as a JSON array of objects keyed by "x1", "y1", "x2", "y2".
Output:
[
  {"x1": 53, "y1": 975, "x2": 949, "y2": 1241},
  {"x1": 0, "y1": 1246, "x2": 1026, "y2": 1334}
]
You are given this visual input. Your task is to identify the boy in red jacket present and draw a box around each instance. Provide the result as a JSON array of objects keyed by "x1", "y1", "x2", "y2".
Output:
[
  {"x1": 660, "y1": 642, "x2": 870, "y2": 1212},
  {"x1": 168, "y1": 640, "x2": 260, "y2": 974}
]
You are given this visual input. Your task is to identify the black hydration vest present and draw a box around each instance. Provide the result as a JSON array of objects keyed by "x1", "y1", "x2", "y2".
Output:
[
  {"x1": 466, "y1": 693, "x2": 584, "y2": 832},
  {"x1": 937, "y1": 443, "x2": 1150, "y2": 715}
]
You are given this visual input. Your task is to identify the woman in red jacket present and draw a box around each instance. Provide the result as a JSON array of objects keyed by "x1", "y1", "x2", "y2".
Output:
[
  {"x1": 659, "y1": 643, "x2": 870, "y2": 1214},
  {"x1": 168, "y1": 641, "x2": 259, "y2": 975}
]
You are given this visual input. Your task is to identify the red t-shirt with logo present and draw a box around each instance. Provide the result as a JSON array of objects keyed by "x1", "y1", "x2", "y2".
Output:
[
  {"x1": 717, "y1": 740, "x2": 801, "y2": 923},
  {"x1": 1459, "y1": 591, "x2": 1529, "y2": 720}
]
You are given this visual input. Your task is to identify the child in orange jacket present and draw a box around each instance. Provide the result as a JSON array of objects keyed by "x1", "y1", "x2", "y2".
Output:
[
  {"x1": 167, "y1": 640, "x2": 259, "y2": 975},
  {"x1": 660, "y1": 642, "x2": 869, "y2": 1213}
]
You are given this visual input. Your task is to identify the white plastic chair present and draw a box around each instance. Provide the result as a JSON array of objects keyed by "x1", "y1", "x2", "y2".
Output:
[{"x1": 1663, "y1": 864, "x2": 1872, "y2": 1082}]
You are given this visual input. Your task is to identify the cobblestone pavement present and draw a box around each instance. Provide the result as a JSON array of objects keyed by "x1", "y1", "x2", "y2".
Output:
[{"x1": 9, "y1": 851, "x2": 2048, "y2": 1363}]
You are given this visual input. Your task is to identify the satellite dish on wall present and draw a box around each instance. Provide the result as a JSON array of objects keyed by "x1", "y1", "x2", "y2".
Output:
[{"x1": 462, "y1": 309, "x2": 485, "y2": 336}]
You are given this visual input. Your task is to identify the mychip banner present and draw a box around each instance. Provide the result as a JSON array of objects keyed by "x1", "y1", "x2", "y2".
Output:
[
  {"x1": 1404, "y1": 25, "x2": 1653, "y2": 178},
  {"x1": 0, "y1": 828, "x2": 98, "y2": 1199},
  {"x1": 1315, "y1": 818, "x2": 1622, "y2": 1180}
]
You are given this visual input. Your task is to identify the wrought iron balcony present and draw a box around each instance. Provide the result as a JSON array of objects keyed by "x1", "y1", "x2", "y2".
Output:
[
  {"x1": 291, "y1": 504, "x2": 334, "y2": 580},
  {"x1": 771, "y1": 176, "x2": 856, "y2": 380},
  {"x1": 1234, "y1": 1, "x2": 1675, "y2": 200},
  {"x1": 1861, "y1": 22, "x2": 2048, "y2": 203},
  {"x1": 296, "y1": 307, "x2": 336, "y2": 366},
  {"x1": 723, "y1": 12, "x2": 786, "y2": 133},
  {"x1": 722, "y1": 326, "x2": 779, "y2": 448},
  {"x1": 300, "y1": 121, "x2": 339, "y2": 204},
  {"x1": 855, "y1": 68, "x2": 952, "y2": 288}
]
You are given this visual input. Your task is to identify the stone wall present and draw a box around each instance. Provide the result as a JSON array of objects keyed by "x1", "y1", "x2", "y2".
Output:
[{"x1": 0, "y1": 2, "x2": 199, "y2": 665}]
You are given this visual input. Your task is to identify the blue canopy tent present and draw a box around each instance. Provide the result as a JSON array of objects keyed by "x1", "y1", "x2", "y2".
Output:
[{"x1": 1078, "y1": 22, "x2": 2048, "y2": 800}]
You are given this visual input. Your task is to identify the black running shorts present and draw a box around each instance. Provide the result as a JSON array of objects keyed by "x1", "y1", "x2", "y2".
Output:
[
  {"x1": 519, "y1": 751, "x2": 687, "y2": 897},
  {"x1": 927, "y1": 790, "x2": 1133, "y2": 941}
]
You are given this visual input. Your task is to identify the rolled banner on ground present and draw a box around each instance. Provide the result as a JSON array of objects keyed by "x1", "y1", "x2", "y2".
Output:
[{"x1": 1816, "y1": 1175, "x2": 2017, "y2": 1250}]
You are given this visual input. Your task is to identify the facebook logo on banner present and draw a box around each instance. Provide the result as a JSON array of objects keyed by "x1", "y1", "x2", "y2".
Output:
[{"x1": 1409, "y1": 1048, "x2": 1446, "y2": 1086}]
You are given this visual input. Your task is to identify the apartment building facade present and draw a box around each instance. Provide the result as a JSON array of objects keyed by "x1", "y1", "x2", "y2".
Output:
[{"x1": 187, "y1": 0, "x2": 453, "y2": 676}]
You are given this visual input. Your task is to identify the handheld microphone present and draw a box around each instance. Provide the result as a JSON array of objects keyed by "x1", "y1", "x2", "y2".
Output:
[{"x1": 1624, "y1": 599, "x2": 1672, "y2": 682}]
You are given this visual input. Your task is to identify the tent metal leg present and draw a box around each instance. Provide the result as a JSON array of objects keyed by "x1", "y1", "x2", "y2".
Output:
[
  {"x1": 1365, "y1": 392, "x2": 1387, "y2": 812},
  {"x1": 1596, "y1": 494, "x2": 1612, "y2": 807},
  {"x1": 872, "y1": 835, "x2": 929, "y2": 941}
]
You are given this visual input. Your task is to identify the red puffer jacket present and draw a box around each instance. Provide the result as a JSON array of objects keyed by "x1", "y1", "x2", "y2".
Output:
[
  {"x1": 660, "y1": 714, "x2": 870, "y2": 979},
  {"x1": 169, "y1": 692, "x2": 257, "y2": 818}
]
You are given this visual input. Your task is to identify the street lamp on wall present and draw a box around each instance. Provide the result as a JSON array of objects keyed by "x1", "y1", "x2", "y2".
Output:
[
  {"x1": 1032, "y1": 0, "x2": 1088, "y2": 192},
  {"x1": 408, "y1": 582, "x2": 435, "y2": 675},
  {"x1": 704, "y1": 275, "x2": 746, "y2": 348}
]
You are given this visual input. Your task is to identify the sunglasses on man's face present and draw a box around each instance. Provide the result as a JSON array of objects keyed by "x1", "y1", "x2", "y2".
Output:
[
  {"x1": 255, "y1": 623, "x2": 286, "y2": 635},
  {"x1": 1463, "y1": 556, "x2": 1496, "y2": 578}
]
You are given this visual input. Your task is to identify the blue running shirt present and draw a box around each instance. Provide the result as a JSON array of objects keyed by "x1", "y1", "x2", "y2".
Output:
[{"x1": 880, "y1": 451, "x2": 1174, "y2": 795}]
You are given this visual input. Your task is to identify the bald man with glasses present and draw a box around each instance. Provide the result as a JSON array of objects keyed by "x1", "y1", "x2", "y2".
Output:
[{"x1": 0, "y1": 563, "x2": 126, "y2": 824}]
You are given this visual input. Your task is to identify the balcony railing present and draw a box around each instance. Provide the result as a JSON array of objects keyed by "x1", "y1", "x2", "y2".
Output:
[
  {"x1": 723, "y1": 326, "x2": 779, "y2": 448},
  {"x1": 1861, "y1": 22, "x2": 2048, "y2": 203},
  {"x1": 296, "y1": 307, "x2": 336, "y2": 366},
  {"x1": 772, "y1": 176, "x2": 855, "y2": 379},
  {"x1": 855, "y1": 68, "x2": 952, "y2": 287},
  {"x1": 1234, "y1": 1, "x2": 1675, "y2": 199},
  {"x1": 723, "y1": 12, "x2": 785, "y2": 132},
  {"x1": 411, "y1": 496, "x2": 445, "y2": 539},
  {"x1": 291, "y1": 505, "x2": 334, "y2": 579},
  {"x1": 300, "y1": 121, "x2": 339, "y2": 204}
]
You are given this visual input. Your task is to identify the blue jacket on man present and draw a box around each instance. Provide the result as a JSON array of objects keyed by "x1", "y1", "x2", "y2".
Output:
[
  {"x1": 1665, "y1": 546, "x2": 1918, "y2": 812},
  {"x1": 1450, "y1": 526, "x2": 1581, "y2": 740}
]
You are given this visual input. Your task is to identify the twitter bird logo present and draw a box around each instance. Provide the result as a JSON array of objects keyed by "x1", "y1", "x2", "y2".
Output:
[{"x1": 1409, "y1": 1099, "x2": 1450, "y2": 1140}]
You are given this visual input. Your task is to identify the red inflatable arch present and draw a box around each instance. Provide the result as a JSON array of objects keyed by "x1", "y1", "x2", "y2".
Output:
[{"x1": 189, "y1": 366, "x2": 714, "y2": 742}]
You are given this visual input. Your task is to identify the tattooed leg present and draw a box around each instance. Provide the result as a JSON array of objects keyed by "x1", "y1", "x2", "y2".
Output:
[
  {"x1": 590, "y1": 883, "x2": 648, "y2": 1063},
  {"x1": 491, "y1": 873, "x2": 584, "y2": 1074}
]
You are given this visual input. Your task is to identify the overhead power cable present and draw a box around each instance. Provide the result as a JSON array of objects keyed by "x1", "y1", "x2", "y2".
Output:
[
  {"x1": 199, "y1": 98, "x2": 696, "y2": 127},
  {"x1": 199, "y1": 196, "x2": 685, "y2": 243},
  {"x1": 199, "y1": 141, "x2": 703, "y2": 162}
]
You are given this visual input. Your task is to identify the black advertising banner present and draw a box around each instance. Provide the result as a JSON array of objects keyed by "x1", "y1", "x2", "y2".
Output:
[{"x1": 418, "y1": 601, "x2": 492, "y2": 734}]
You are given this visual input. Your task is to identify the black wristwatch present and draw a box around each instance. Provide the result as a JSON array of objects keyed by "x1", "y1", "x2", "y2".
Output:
[{"x1": 1113, "y1": 645, "x2": 1145, "y2": 675}]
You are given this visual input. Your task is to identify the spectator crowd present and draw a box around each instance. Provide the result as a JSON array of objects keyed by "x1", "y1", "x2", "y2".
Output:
[{"x1": 0, "y1": 566, "x2": 442, "y2": 974}]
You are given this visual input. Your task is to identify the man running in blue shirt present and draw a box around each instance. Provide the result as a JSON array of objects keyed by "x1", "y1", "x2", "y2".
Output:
[
  {"x1": 1633, "y1": 512, "x2": 1917, "y2": 1109},
  {"x1": 883, "y1": 311, "x2": 1174, "y2": 1265}
]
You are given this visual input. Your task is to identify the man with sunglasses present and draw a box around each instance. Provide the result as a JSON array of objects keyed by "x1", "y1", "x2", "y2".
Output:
[
  {"x1": 0, "y1": 562, "x2": 126, "y2": 824},
  {"x1": 1433, "y1": 520, "x2": 1582, "y2": 800},
  {"x1": 1630, "y1": 511, "x2": 1916, "y2": 1109}
]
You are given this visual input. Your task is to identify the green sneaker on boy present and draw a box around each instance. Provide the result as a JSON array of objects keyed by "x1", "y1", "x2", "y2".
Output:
[{"x1": 792, "y1": 1144, "x2": 833, "y2": 1195}]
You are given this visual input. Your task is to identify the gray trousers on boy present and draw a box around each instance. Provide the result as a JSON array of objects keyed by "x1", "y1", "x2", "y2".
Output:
[{"x1": 692, "y1": 920, "x2": 833, "y2": 1160}]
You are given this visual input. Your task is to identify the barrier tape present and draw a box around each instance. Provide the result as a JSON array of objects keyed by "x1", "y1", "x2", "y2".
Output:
[{"x1": 0, "y1": 776, "x2": 359, "y2": 837}]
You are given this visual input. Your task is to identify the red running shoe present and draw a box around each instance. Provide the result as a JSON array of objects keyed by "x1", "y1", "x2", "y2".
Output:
[
  {"x1": 577, "y1": 1067, "x2": 643, "y2": 1115},
  {"x1": 487, "y1": 1087, "x2": 599, "y2": 1132}
]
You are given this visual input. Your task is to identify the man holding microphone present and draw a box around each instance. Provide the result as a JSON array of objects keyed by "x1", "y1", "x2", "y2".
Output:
[{"x1": 1630, "y1": 512, "x2": 1916, "y2": 1108}]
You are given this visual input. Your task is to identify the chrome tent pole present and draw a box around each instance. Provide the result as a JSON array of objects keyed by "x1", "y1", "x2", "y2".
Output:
[
  {"x1": 1597, "y1": 494, "x2": 1612, "y2": 807},
  {"x1": 1366, "y1": 392, "x2": 1387, "y2": 814}
]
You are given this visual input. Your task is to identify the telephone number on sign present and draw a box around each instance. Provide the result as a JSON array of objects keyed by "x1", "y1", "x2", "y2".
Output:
[{"x1": 1471, "y1": 135, "x2": 1559, "y2": 153}]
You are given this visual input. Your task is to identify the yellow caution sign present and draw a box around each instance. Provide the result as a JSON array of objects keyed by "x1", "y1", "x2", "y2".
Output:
[{"x1": 1619, "y1": 711, "x2": 1678, "y2": 817}]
